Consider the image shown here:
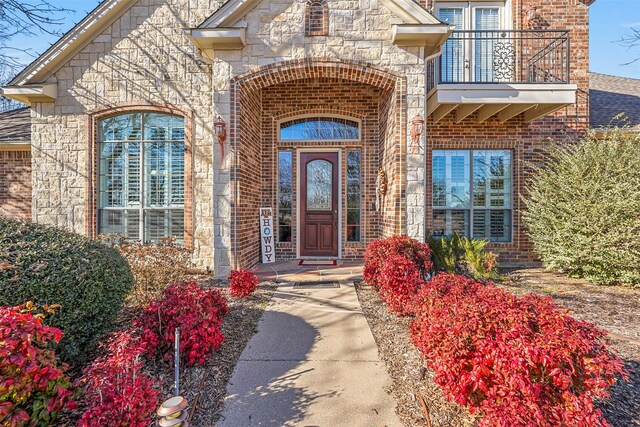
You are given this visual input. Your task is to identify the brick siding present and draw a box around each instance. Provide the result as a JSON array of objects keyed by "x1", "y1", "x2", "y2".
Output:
[{"x1": 0, "y1": 150, "x2": 32, "y2": 220}]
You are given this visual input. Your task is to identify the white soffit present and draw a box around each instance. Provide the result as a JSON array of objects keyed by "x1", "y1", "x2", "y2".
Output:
[
  {"x1": 1, "y1": 84, "x2": 58, "y2": 105},
  {"x1": 431, "y1": 83, "x2": 578, "y2": 105},
  {"x1": 392, "y1": 24, "x2": 453, "y2": 56}
]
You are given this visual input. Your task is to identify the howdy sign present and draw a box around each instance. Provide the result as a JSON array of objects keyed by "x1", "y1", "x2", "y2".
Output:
[{"x1": 260, "y1": 208, "x2": 275, "y2": 264}]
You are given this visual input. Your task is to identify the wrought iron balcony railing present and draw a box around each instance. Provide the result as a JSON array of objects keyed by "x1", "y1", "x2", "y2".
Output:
[{"x1": 427, "y1": 30, "x2": 570, "y2": 92}]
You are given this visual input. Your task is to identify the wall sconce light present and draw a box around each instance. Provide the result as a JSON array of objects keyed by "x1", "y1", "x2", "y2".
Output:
[
  {"x1": 214, "y1": 115, "x2": 227, "y2": 157},
  {"x1": 410, "y1": 114, "x2": 424, "y2": 153}
]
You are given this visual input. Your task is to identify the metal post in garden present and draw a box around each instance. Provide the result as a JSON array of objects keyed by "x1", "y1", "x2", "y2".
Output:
[{"x1": 174, "y1": 328, "x2": 180, "y2": 397}]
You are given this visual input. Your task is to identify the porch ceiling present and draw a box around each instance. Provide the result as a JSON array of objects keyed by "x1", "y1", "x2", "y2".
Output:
[{"x1": 426, "y1": 83, "x2": 578, "y2": 123}]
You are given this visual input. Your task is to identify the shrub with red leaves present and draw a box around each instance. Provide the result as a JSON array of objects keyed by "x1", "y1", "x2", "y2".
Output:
[
  {"x1": 0, "y1": 304, "x2": 77, "y2": 427},
  {"x1": 76, "y1": 331, "x2": 159, "y2": 427},
  {"x1": 363, "y1": 236, "x2": 432, "y2": 288},
  {"x1": 378, "y1": 254, "x2": 424, "y2": 316},
  {"x1": 135, "y1": 281, "x2": 228, "y2": 366},
  {"x1": 410, "y1": 273, "x2": 627, "y2": 427},
  {"x1": 228, "y1": 269, "x2": 259, "y2": 298}
]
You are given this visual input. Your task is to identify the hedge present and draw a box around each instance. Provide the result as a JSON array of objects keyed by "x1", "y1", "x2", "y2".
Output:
[
  {"x1": 523, "y1": 130, "x2": 640, "y2": 285},
  {"x1": 0, "y1": 218, "x2": 134, "y2": 366},
  {"x1": 410, "y1": 273, "x2": 626, "y2": 427}
]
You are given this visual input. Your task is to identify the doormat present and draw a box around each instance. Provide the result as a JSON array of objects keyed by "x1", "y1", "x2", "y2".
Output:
[
  {"x1": 298, "y1": 259, "x2": 337, "y2": 266},
  {"x1": 292, "y1": 281, "x2": 340, "y2": 289}
]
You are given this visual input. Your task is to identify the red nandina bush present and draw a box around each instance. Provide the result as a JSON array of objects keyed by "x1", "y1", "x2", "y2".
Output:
[
  {"x1": 410, "y1": 273, "x2": 626, "y2": 427},
  {"x1": 76, "y1": 331, "x2": 159, "y2": 427},
  {"x1": 229, "y1": 269, "x2": 259, "y2": 298},
  {"x1": 0, "y1": 304, "x2": 77, "y2": 427},
  {"x1": 363, "y1": 236, "x2": 432, "y2": 288},
  {"x1": 378, "y1": 254, "x2": 424, "y2": 316},
  {"x1": 135, "y1": 281, "x2": 228, "y2": 366}
]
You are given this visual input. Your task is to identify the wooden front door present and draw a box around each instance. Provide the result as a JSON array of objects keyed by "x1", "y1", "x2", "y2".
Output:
[{"x1": 300, "y1": 152, "x2": 339, "y2": 257}]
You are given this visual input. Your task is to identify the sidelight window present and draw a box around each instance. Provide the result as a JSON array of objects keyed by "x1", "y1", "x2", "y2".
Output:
[
  {"x1": 278, "y1": 150, "x2": 293, "y2": 242},
  {"x1": 98, "y1": 112, "x2": 185, "y2": 243},
  {"x1": 346, "y1": 150, "x2": 362, "y2": 242}
]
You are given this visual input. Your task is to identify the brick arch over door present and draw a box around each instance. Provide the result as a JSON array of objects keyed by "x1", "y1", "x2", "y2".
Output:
[
  {"x1": 229, "y1": 58, "x2": 407, "y2": 269},
  {"x1": 85, "y1": 103, "x2": 194, "y2": 248}
]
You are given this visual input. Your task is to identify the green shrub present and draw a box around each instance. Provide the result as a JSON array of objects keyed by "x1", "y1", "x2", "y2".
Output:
[
  {"x1": 427, "y1": 233, "x2": 498, "y2": 278},
  {"x1": 523, "y1": 130, "x2": 640, "y2": 286},
  {"x1": 0, "y1": 218, "x2": 134, "y2": 366},
  {"x1": 99, "y1": 235, "x2": 193, "y2": 307}
]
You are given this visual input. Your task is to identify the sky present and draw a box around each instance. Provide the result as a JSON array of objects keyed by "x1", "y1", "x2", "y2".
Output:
[{"x1": 7, "y1": 0, "x2": 640, "y2": 79}]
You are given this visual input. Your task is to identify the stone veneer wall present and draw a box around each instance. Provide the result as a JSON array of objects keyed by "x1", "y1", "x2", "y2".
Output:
[
  {"x1": 213, "y1": 0, "x2": 427, "y2": 275},
  {"x1": 29, "y1": 0, "x2": 218, "y2": 267},
  {"x1": 0, "y1": 150, "x2": 32, "y2": 220}
]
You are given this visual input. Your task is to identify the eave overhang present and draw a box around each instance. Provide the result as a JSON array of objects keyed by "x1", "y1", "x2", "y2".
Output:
[
  {"x1": 392, "y1": 24, "x2": 453, "y2": 57},
  {"x1": 427, "y1": 83, "x2": 578, "y2": 123},
  {"x1": 1, "y1": 84, "x2": 57, "y2": 105},
  {"x1": 186, "y1": 28, "x2": 246, "y2": 60}
]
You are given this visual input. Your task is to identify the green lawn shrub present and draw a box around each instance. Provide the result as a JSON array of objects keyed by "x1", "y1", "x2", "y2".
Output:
[
  {"x1": 523, "y1": 130, "x2": 640, "y2": 286},
  {"x1": 0, "y1": 218, "x2": 134, "y2": 366},
  {"x1": 427, "y1": 233, "x2": 498, "y2": 279}
]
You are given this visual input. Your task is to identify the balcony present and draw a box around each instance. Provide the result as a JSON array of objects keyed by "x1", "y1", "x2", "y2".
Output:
[{"x1": 426, "y1": 30, "x2": 577, "y2": 123}]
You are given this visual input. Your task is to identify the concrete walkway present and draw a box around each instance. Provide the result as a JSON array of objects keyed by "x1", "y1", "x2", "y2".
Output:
[{"x1": 216, "y1": 280, "x2": 401, "y2": 427}]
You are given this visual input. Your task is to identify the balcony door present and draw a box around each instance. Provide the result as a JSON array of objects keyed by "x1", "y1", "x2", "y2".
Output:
[{"x1": 436, "y1": 1, "x2": 509, "y2": 83}]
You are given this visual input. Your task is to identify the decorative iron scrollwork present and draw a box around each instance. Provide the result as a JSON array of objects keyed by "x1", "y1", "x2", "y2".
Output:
[{"x1": 493, "y1": 40, "x2": 515, "y2": 81}]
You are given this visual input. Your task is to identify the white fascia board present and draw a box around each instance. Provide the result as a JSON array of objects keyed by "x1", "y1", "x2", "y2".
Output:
[
  {"x1": 392, "y1": 24, "x2": 453, "y2": 56},
  {"x1": 187, "y1": 28, "x2": 246, "y2": 50},
  {"x1": 9, "y1": 0, "x2": 137, "y2": 86},
  {"x1": 433, "y1": 83, "x2": 578, "y2": 105},
  {"x1": 199, "y1": 0, "x2": 262, "y2": 28},
  {"x1": 380, "y1": 0, "x2": 442, "y2": 24},
  {"x1": 1, "y1": 84, "x2": 57, "y2": 105},
  {"x1": 202, "y1": 0, "x2": 440, "y2": 28}
]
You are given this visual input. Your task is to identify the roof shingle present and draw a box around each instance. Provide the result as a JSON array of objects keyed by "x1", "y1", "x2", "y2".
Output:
[
  {"x1": 590, "y1": 72, "x2": 640, "y2": 129},
  {"x1": 0, "y1": 107, "x2": 30, "y2": 144}
]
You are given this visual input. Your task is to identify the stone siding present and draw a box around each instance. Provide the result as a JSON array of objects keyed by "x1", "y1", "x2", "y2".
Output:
[{"x1": 30, "y1": 0, "x2": 218, "y2": 267}]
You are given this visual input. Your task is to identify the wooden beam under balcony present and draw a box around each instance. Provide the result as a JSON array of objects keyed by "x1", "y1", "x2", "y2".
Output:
[{"x1": 426, "y1": 83, "x2": 577, "y2": 123}]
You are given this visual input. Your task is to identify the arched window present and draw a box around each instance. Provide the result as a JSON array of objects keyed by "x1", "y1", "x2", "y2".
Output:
[
  {"x1": 98, "y1": 112, "x2": 185, "y2": 243},
  {"x1": 305, "y1": 0, "x2": 328, "y2": 36},
  {"x1": 279, "y1": 117, "x2": 359, "y2": 141}
]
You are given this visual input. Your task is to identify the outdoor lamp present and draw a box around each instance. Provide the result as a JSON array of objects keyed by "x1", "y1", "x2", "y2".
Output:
[
  {"x1": 214, "y1": 115, "x2": 227, "y2": 157},
  {"x1": 410, "y1": 114, "x2": 424, "y2": 151}
]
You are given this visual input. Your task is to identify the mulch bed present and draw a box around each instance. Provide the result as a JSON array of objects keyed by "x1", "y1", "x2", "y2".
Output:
[
  {"x1": 500, "y1": 269, "x2": 640, "y2": 427},
  {"x1": 358, "y1": 269, "x2": 640, "y2": 427},
  {"x1": 356, "y1": 284, "x2": 478, "y2": 427},
  {"x1": 153, "y1": 280, "x2": 276, "y2": 427}
]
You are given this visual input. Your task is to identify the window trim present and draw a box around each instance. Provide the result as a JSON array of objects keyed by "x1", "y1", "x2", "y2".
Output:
[
  {"x1": 86, "y1": 104, "x2": 194, "y2": 249},
  {"x1": 276, "y1": 114, "x2": 362, "y2": 143},
  {"x1": 431, "y1": 149, "x2": 514, "y2": 243}
]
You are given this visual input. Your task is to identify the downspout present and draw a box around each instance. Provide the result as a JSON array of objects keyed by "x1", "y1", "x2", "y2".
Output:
[
  {"x1": 423, "y1": 47, "x2": 444, "y2": 241},
  {"x1": 233, "y1": 79, "x2": 239, "y2": 271}
]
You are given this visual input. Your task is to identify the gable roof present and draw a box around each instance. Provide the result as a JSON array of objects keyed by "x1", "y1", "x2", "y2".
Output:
[
  {"x1": 0, "y1": 108, "x2": 31, "y2": 145},
  {"x1": 590, "y1": 72, "x2": 640, "y2": 129},
  {"x1": 8, "y1": 0, "x2": 137, "y2": 86},
  {"x1": 200, "y1": 0, "x2": 442, "y2": 28}
]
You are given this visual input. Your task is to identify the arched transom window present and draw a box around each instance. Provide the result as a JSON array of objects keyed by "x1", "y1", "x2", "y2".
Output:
[
  {"x1": 98, "y1": 112, "x2": 185, "y2": 243},
  {"x1": 305, "y1": 0, "x2": 328, "y2": 36},
  {"x1": 279, "y1": 117, "x2": 359, "y2": 141}
]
